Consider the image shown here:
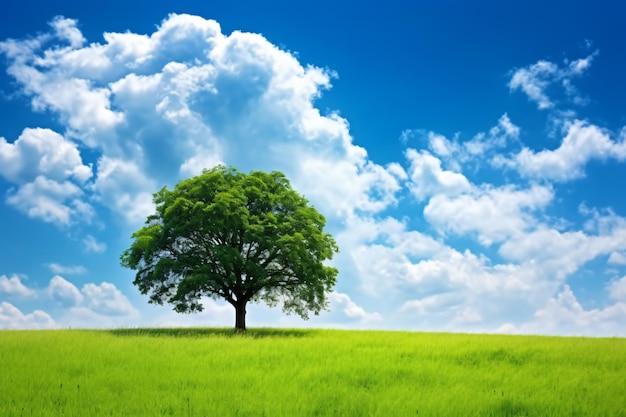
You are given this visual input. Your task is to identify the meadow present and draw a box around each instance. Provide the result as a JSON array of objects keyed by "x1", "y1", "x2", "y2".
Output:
[{"x1": 0, "y1": 328, "x2": 624, "y2": 417}]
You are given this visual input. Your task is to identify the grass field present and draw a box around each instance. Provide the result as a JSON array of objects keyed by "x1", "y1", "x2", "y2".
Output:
[{"x1": 1, "y1": 328, "x2": 625, "y2": 417}]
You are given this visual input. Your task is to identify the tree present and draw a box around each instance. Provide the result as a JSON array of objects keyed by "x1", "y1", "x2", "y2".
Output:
[{"x1": 120, "y1": 166, "x2": 339, "y2": 330}]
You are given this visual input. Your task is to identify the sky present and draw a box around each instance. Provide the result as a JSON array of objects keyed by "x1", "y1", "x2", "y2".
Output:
[{"x1": 1, "y1": 0, "x2": 626, "y2": 336}]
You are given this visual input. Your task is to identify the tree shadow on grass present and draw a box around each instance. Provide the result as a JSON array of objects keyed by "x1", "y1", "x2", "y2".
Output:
[{"x1": 108, "y1": 327, "x2": 316, "y2": 339}]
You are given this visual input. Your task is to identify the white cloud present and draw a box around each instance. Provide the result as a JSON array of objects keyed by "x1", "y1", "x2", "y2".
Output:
[
  {"x1": 508, "y1": 52, "x2": 597, "y2": 110},
  {"x1": 342, "y1": 215, "x2": 549, "y2": 327},
  {"x1": 1, "y1": 13, "x2": 407, "y2": 227},
  {"x1": 50, "y1": 16, "x2": 85, "y2": 48},
  {"x1": 91, "y1": 157, "x2": 156, "y2": 224},
  {"x1": 509, "y1": 60, "x2": 558, "y2": 109},
  {"x1": 341, "y1": 201, "x2": 626, "y2": 334},
  {"x1": 329, "y1": 292, "x2": 382, "y2": 323},
  {"x1": 405, "y1": 149, "x2": 470, "y2": 201},
  {"x1": 428, "y1": 114, "x2": 520, "y2": 163},
  {"x1": 0, "y1": 302, "x2": 56, "y2": 329},
  {"x1": 0, "y1": 128, "x2": 92, "y2": 184},
  {"x1": 42, "y1": 79, "x2": 124, "y2": 138},
  {"x1": 47, "y1": 275, "x2": 84, "y2": 306},
  {"x1": 0, "y1": 275, "x2": 35, "y2": 297},
  {"x1": 494, "y1": 120, "x2": 626, "y2": 181},
  {"x1": 296, "y1": 157, "x2": 405, "y2": 216},
  {"x1": 6, "y1": 176, "x2": 93, "y2": 225},
  {"x1": 527, "y1": 286, "x2": 626, "y2": 336},
  {"x1": 400, "y1": 292, "x2": 461, "y2": 315},
  {"x1": 609, "y1": 276, "x2": 626, "y2": 302},
  {"x1": 424, "y1": 184, "x2": 553, "y2": 245},
  {"x1": 1, "y1": 275, "x2": 138, "y2": 327},
  {"x1": 57, "y1": 306, "x2": 135, "y2": 328},
  {"x1": 81, "y1": 282, "x2": 137, "y2": 316},
  {"x1": 82, "y1": 235, "x2": 107, "y2": 253},
  {"x1": 499, "y1": 209, "x2": 626, "y2": 272},
  {"x1": 0, "y1": 128, "x2": 93, "y2": 226},
  {"x1": 336, "y1": 215, "x2": 445, "y2": 297},
  {"x1": 47, "y1": 263, "x2": 87, "y2": 275},
  {"x1": 608, "y1": 252, "x2": 626, "y2": 266}
]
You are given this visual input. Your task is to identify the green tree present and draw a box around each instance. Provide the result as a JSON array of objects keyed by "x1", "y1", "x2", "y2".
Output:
[{"x1": 121, "y1": 166, "x2": 339, "y2": 330}]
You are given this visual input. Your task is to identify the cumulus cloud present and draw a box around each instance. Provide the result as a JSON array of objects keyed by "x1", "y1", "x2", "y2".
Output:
[
  {"x1": 81, "y1": 282, "x2": 137, "y2": 316},
  {"x1": 424, "y1": 114, "x2": 520, "y2": 166},
  {"x1": 340, "y1": 188, "x2": 626, "y2": 333},
  {"x1": 50, "y1": 16, "x2": 85, "y2": 48},
  {"x1": 609, "y1": 276, "x2": 626, "y2": 302},
  {"x1": 405, "y1": 149, "x2": 470, "y2": 201},
  {"x1": 499, "y1": 208, "x2": 626, "y2": 271},
  {"x1": 0, "y1": 274, "x2": 138, "y2": 328},
  {"x1": 494, "y1": 120, "x2": 626, "y2": 181},
  {"x1": 6, "y1": 176, "x2": 92, "y2": 225},
  {"x1": 329, "y1": 292, "x2": 382, "y2": 324},
  {"x1": 522, "y1": 286, "x2": 626, "y2": 336},
  {"x1": 47, "y1": 275, "x2": 84, "y2": 306},
  {"x1": 0, "y1": 302, "x2": 56, "y2": 329},
  {"x1": 341, "y1": 214, "x2": 550, "y2": 329},
  {"x1": 424, "y1": 184, "x2": 554, "y2": 245},
  {"x1": 508, "y1": 52, "x2": 597, "y2": 110},
  {"x1": 0, "y1": 128, "x2": 92, "y2": 184},
  {"x1": 0, "y1": 275, "x2": 35, "y2": 297},
  {"x1": 0, "y1": 128, "x2": 93, "y2": 226},
  {"x1": 90, "y1": 157, "x2": 156, "y2": 224},
  {"x1": 0, "y1": 13, "x2": 405, "y2": 227},
  {"x1": 509, "y1": 60, "x2": 558, "y2": 109}
]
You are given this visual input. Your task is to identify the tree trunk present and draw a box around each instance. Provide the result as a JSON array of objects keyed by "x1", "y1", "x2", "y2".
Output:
[{"x1": 234, "y1": 301, "x2": 247, "y2": 331}]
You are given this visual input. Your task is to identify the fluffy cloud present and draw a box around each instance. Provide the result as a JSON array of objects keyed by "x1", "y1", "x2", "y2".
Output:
[
  {"x1": 0, "y1": 275, "x2": 35, "y2": 297},
  {"x1": 1, "y1": 13, "x2": 404, "y2": 227},
  {"x1": 47, "y1": 275, "x2": 84, "y2": 306},
  {"x1": 81, "y1": 282, "x2": 137, "y2": 316},
  {"x1": 424, "y1": 184, "x2": 553, "y2": 245},
  {"x1": 507, "y1": 286, "x2": 626, "y2": 336},
  {"x1": 494, "y1": 120, "x2": 626, "y2": 181},
  {"x1": 609, "y1": 276, "x2": 626, "y2": 302},
  {"x1": 509, "y1": 60, "x2": 558, "y2": 109},
  {"x1": 508, "y1": 52, "x2": 597, "y2": 110},
  {"x1": 0, "y1": 302, "x2": 56, "y2": 329},
  {"x1": 499, "y1": 211, "x2": 626, "y2": 272},
  {"x1": 342, "y1": 215, "x2": 546, "y2": 324},
  {"x1": 0, "y1": 274, "x2": 138, "y2": 328},
  {"x1": 340, "y1": 185, "x2": 626, "y2": 334},
  {"x1": 90, "y1": 157, "x2": 156, "y2": 224},
  {"x1": 0, "y1": 128, "x2": 93, "y2": 226},
  {"x1": 329, "y1": 292, "x2": 382, "y2": 324},
  {"x1": 405, "y1": 149, "x2": 470, "y2": 201},
  {"x1": 0, "y1": 128, "x2": 92, "y2": 184},
  {"x1": 6, "y1": 176, "x2": 92, "y2": 225},
  {"x1": 50, "y1": 16, "x2": 86, "y2": 48},
  {"x1": 425, "y1": 114, "x2": 520, "y2": 165}
]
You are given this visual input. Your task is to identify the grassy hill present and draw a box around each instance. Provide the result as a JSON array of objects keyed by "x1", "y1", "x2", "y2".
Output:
[{"x1": 1, "y1": 328, "x2": 624, "y2": 416}]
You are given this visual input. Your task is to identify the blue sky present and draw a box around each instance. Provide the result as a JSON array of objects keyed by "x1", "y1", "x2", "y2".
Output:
[{"x1": 1, "y1": 0, "x2": 626, "y2": 335}]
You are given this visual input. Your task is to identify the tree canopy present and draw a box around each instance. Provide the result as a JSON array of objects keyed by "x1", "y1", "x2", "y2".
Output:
[{"x1": 120, "y1": 166, "x2": 339, "y2": 330}]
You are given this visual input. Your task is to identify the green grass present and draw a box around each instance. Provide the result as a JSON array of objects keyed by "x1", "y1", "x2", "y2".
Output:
[{"x1": 1, "y1": 328, "x2": 625, "y2": 416}]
